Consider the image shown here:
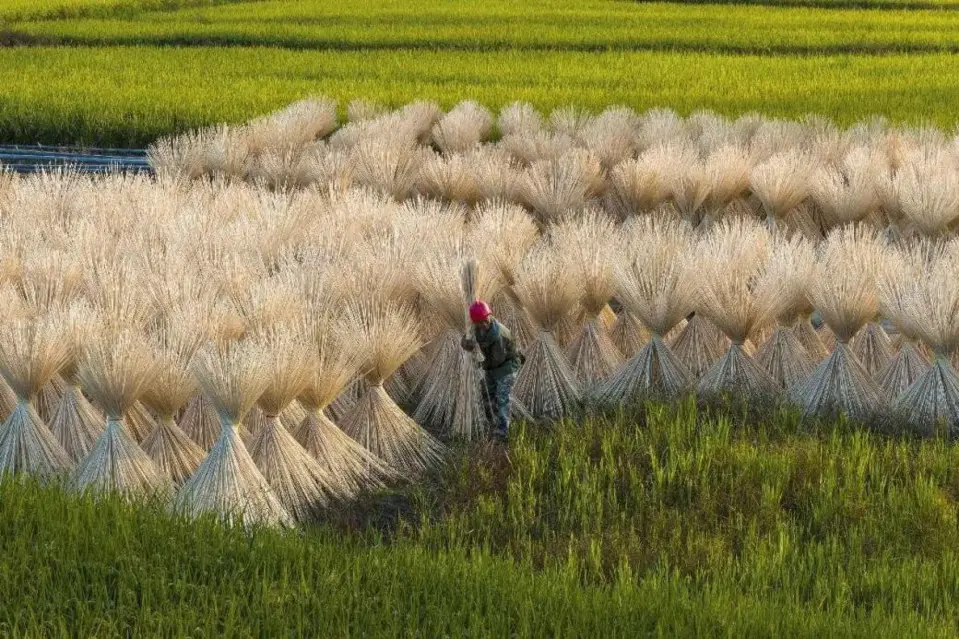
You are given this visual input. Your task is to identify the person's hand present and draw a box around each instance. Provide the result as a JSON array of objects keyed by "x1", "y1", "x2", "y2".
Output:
[{"x1": 461, "y1": 335, "x2": 476, "y2": 351}]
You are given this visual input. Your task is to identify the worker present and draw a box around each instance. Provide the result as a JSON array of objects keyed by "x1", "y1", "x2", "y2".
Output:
[{"x1": 460, "y1": 300, "x2": 523, "y2": 443}]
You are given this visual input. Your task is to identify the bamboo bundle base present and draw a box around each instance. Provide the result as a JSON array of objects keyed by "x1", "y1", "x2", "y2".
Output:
[
  {"x1": 327, "y1": 378, "x2": 362, "y2": 423},
  {"x1": 609, "y1": 310, "x2": 649, "y2": 359},
  {"x1": 295, "y1": 408, "x2": 395, "y2": 499},
  {"x1": 851, "y1": 322, "x2": 894, "y2": 378},
  {"x1": 142, "y1": 417, "x2": 206, "y2": 486},
  {"x1": 49, "y1": 384, "x2": 105, "y2": 463},
  {"x1": 125, "y1": 401, "x2": 158, "y2": 443},
  {"x1": 791, "y1": 343, "x2": 884, "y2": 424},
  {"x1": 35, "y1": 375, "x2": 65, "y2": 425},
  {"x1": 594, "y1": 334, "x2": 693, "y2": 405},
  {"x1": 566, "y1": 318, "x2": 624, "y2": 389},
  {"x1": 280, "y1": 401, "x2": 307, "y2": 432},
  {"x1": 244, "y1": 405, "x2": 267, "y2": 436},
  {"x1": 756, "y1": 326, "x2": 815, "y2": 391},
  {"x1": 249, "y1": 416, "x2": 335, "y2": 524},
  {"x1": 817, "y1": 324, "x2": 837, "y2": 353},
  {"x1": 0, "y1": 401, "x2": 72, "y2": 477},
  {"x1": 175, "y1": 423, "x2": 293, "y2": 528},
  {"x1": 385, "y1": 365, "x2": 415, "y2": 407},
  {"x1": 889, "y1": 358, "x2": 959, "y2": 437},
  {"x1": 669, "y1": 314, "x2": 727, "y2": 380},
  {"x1": 512, "y1": 331, "x2": 582, "y2": 421},
  {"x1": 876, "y1": 341, "x2": 930, "y2": 400},
  {"x1": 793, "y1": 318, "x2": 830, "y2": 361},
  {"x1": 340, "y1": 383, "x2": 447, "y2": 478},
  {"x1": 412, "y1": 331, "x2": 488, "y2": 440},
  {"x1": 180, "y1": 393, "x2": 222, "y2": 451},
  {"x1": 70, "y1": 418, "x2": 170, "y2": 497},
  {"x1": 698, "y1": 343, "x2": 779, "y2": 400}
]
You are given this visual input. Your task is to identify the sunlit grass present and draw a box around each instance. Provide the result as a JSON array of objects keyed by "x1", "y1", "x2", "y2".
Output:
[{"x1": 2, "y1": 400, "x2": 958, "y2": 635}]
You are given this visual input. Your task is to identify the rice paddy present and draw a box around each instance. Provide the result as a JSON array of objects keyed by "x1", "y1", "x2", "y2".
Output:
[{"x1": 4, "y1": 0, "x2": 959, "y2": 145}]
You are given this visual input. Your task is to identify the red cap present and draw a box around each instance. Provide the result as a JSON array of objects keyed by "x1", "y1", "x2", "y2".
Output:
[{"x1": 469, "y1": 300, "x2": 492, "y2": 323}]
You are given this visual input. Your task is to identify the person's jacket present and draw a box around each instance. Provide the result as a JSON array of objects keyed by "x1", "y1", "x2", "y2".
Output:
[{"x1": 474, "y1": 319, "x2": 522, "y2": 381}]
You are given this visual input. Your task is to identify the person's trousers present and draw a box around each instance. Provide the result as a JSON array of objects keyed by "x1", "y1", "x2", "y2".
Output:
[{"x1": 484, "y1": 372, "x2": 517, "y2": 437}]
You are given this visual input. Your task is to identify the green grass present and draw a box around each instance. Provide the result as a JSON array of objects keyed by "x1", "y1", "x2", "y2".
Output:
[
  {"x1": 3, "y1": 0, "x2": 959, "y2": 145},
  {"x1": 1, "y1": 45, "x2": 957, "y2": 146},
  {"x1": 13, "y1": 0, "x2": 959, "y2": 54},
  {"x1": 3, "y1": 402, "x2": 959, "y2": 635},
  {"x1": 0, "y1": 0, "x2": 263, "y2": 22}
]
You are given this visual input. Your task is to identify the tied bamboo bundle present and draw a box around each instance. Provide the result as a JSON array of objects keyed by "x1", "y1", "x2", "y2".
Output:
[
  {"x1": 497, "y1": 102, "x2": 543, "y2": 138},
  {"x1": 880, "y1": 243, "x2": 959, "y2": 435},
  {"x1": 71, "y1": 327, "x2": 170, "y2": 497},
  {"x1": 607, "y1": 144, "x2": 678, "y2": 220},
  {"x1": 521, "y1": 150, "x2": 602, "y2": 224},
  {"x1": 417, "y1": 154, "x2": 480, "y2": 206},
  {"x1": 296, "y1": 311, "x2": 394, "y2": 499},
  {"x1": 248, "y1": 325, "x2": 338, "y2": 524},
  {"x1": 139, "y1": 317, "x2": 207, "y2": 486},
  {"x1": 550, "y1": 212, "x2": 625, "y2": 388},
  {"x1": 695, "y1": 218, "x2": 779, "y2": 401},
  {"x1": 665, "y1": 145, "x2": 710, "y2": 226},
  {"x1": 511, "y1": 243, "x2": 583, "y2": 420},
  {"x1": 339, "y1": 299, "x2": 447, "y2": 477},
  {"x1": 351, "y1": 135, "x2": 429, "y2": 201},
  {"x1": 180, "y1": 392, "x2": 223, "y2": 451},
  {"x1": 750, "y1": 150, "x2": 819, "y2": 237},
  {"x1": 894, "y1": 158, "x2": 959, "y2": 237},
  {"x1": 668, "y1": 314, "x2": 728, "y2": 381},
  {"x1": 0, "y1": 315, "x2": 72, "y2": 477},
  {"x1": 700, "y1": 145, "x2": 752, "y2": 227},
  {"x1": 793, "y1": 316, "x2": 831, "y2": 362},
  {"x1": 754, "y1": 235, "x2": 818, "y2": 391},
  {"x1": 595, "y1": 216, "x2": 697, "y2": 405},
  {"x1": 580, "y1": 108, "x2": 641, "y2": 170},
  {"x1": 499, "y1": 130, "x2": 575, "y2": 166},
  {"x1": 48, "y1": 302, "x2": 104, "y2": 463},
  {"x1": 850, "y1": 321, "x2": 894, "y2": 378},
  {"x1": 792, "y1": 225, "x2": 886, "y2": 423},
  {"x1": 35, "y1": 376, "x2": 65, "y2": 427},
  {"x1": 608, "y1": 305, "x2": 651, "y2": 359},
  {"x1": 175, "y1": 340, "x2": 293, "y2": 527},
  {"x1": 809, "y1": 148, "x2": 882, "y2": 231},
  {"x1": 875, "y1": 245, "x2": 930, "y2": 399},
  {"x1": 431, "y1": 101, "x2": 493, "y2": 155},
  {"x1": 471, "y1": 202, "x2": 540, "y2": 350},
  {"x1": 413, "y1": 253, "x2": 499, "y2": 440}
]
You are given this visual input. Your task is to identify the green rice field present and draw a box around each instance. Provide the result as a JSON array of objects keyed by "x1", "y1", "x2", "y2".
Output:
[{"x1": 1, "y1": 0, "x2": 959, "y2": 145}]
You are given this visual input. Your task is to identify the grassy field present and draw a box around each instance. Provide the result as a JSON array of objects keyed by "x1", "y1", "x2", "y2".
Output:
[
  {"x1": 1, "y1": 0, "x2": 959, "y2": 145},
  {"x1": 0, "y1": 0, "x2": 262, "y2": 21},
  {"x1": 13, "y1": 0, "x2": 959, "y2": 54},
  {"x1": 1, "y1": 46, "x2": 958, "y2": 146},
  {"x1": 3, "y1": 403, "x2": 959, "y2": 635}
]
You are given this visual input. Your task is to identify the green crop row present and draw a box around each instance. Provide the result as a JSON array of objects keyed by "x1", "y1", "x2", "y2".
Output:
[
  {"x1": 3, "y1": 402, "x2": 959, "y2": 635},
  {"x1": 13, "y1": 0, "x2": 959, "y2": 54},
  {"x1": 0, "y1": 0, "x2": 264, "y2": 22},
  {"x1": 0, "y1": 46, "x2": 956, "y2": 147}
]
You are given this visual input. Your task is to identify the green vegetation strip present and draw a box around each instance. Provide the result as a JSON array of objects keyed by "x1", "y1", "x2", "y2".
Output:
[
  {"x1": 0, "y1": 46, "x2": 957, "y2": 147},
  {"x1": 3, "y1": 402, "x2": 959, "y2": 635},
  {"x1": 11, "y1": 0, "x2": 959, "y2": 54},
  {"x1": 0, "y1": 0, "x2": 265, "y2": 22}
]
